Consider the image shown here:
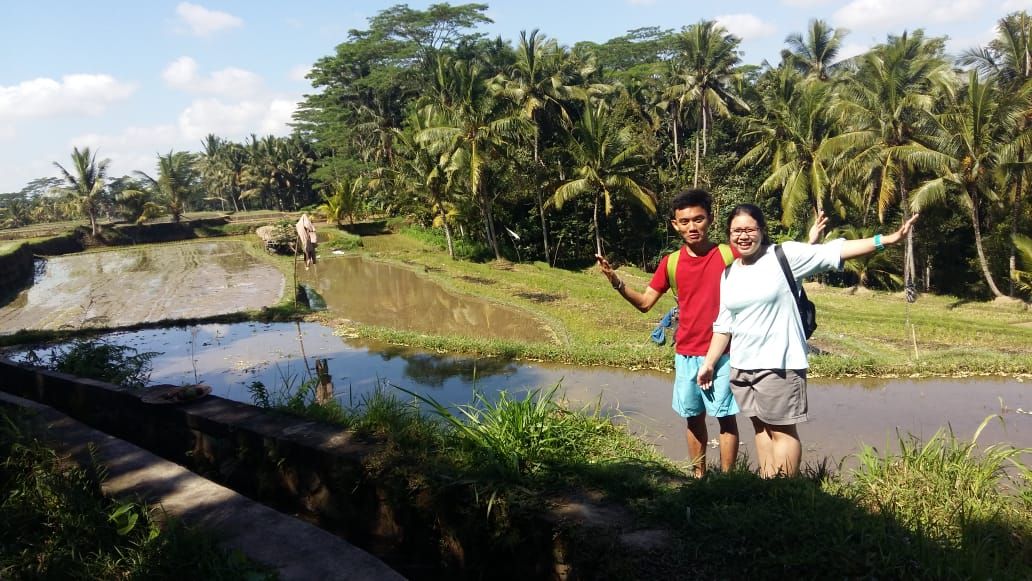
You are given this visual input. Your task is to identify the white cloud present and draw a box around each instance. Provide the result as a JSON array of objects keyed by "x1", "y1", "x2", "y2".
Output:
[
  {"x1": 288, "y1": 65, "x2": 312, "y2": 82},
  {"x1": 162, "y1": 57, "x2": 265, "y2": 99},
  {"x1": 715, "y1": 13, "x2": 778, "y2": 40},
  {"x1": 833, "y1": 0, "x2": 985, "y2": 30},
  {"x1": 175, "y1": 2, "x2": 243, "y2": 37},
  {"x1": 66, "y1": 125, "x2": 184, "y2": 177},
  {"x1": 835, "y1": 42, "x2": 872, "y2": 62},
  {"x1": 1002, "y1": 0, "x2": 1032, "y2": 10},
  {"x1": 177, "y1": 98, "x2": 297, "y2": 141},
  {"x1": 0, "y1": 75, "x2": 137, "y2": 122},
  {"x1": 782, "y1": 0, "x2": 831, "y2": 6}
]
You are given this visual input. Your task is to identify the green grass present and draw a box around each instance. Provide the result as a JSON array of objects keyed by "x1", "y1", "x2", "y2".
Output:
[
  {"x1": 256, "y1": 375, "x2": 1031, "y2": 579},
  {"x1": 325, "y1": 230, "x2": 1032, "y2": 378},
  {"x1": 0, "y1": 410, "x2": 276, "y2": 579}
]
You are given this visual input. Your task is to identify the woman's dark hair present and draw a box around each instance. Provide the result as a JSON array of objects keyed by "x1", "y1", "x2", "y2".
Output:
[{"x1": 726, "y1": 203, "x2": 772, "y2": 245}]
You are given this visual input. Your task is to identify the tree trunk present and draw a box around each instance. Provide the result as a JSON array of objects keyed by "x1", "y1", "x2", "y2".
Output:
[
  {"x1": 900, "y1": 182, "x2": 916, "y2": 302},
  {"x1": 672, "y1": 103, "x2": 681, "y2": 164},
  {"x1": 533, "y1": 131, "x2": 551, "y2": 264},
  {"x1": 1010, "y1": 162, "x2": 1024, "y2": 296},
  {"x1": 479, "y1": 187, "x2": 501, "y2": 260},
  {"x1": 968, "y1": 189, "x2": 1005, "y2": 297},
  {"x1": 593, "y1": 196, "x2": 602, "y2": 257},
  {"x1": 438, "y1": 204, "x2": 455, "y2": 259},
  {"x1": 693, "y1": 128, "x2": 702, "y2": 188}
]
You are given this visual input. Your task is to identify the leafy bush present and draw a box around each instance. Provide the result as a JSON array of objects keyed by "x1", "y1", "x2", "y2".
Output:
[
  {"x1": 0, "y1": 411, "x2": 274, "y2": 579},
  {"x1": 325, "y1": 231, "x2": 362, "y2": 251},
  {"x1": 26, "y1": 338, "x2": 157, "y2": 389}
]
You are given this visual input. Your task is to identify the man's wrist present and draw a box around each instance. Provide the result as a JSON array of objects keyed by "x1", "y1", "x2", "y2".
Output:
[{"x1": 612, "y1": 278, "x2": 625, "y2": 291}]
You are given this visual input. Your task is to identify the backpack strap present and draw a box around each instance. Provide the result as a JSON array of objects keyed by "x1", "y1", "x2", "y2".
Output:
[
  {"x1": 665, "y1": 248, "x2": 681, "y2": 297},
  {"x1": 717, "y1": 243, "x2": 734, "y2": 266},
  {"x1": 667, "y1": 243, "x2": 735, "y2": 296},
  {"x1": 773, "y1": 245, "x2": 800, "y2": 298}
]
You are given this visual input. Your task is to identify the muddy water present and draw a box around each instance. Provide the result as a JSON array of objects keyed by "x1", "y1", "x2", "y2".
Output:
[
  {"x1": 0, "y1": 241, "x2": 284, "y2": 333},
  {"x1": 298, "y1": 256, "x2": 554, "y2": 344},
  {"x1": 20, "y1": 322, "x2": 1027, "y2": 471}
]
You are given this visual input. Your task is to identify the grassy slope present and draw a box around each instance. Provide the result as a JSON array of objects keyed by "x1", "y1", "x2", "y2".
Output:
[{"x1": 321, "y1": 229, "x2": 1032, "y2": 378}]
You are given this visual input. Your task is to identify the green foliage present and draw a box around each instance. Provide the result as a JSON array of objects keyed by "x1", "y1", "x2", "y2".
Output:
[
  {"x1": 401, "y1": 224, "x2": 492, "y2": 261},
  {"x1": 0, "y1": 410, "x2": 274, "y2": 579},
  {"x1": 324, "y1": 230, "x2": 363, "y2": 251},
  {"x1": 26, "y1": 338, "x2": 157, "y2": 389}
]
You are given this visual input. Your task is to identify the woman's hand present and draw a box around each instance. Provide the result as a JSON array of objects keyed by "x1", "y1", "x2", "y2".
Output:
[
  {"x1": 807, "y1": 210, "x2": 828, "y2": 244},
  {"x1": 697, "y1": 362, "x2": 714, "y2": 391},
  {"x1": 884, "y1": 214, "x2": 920, "y2": 245}
]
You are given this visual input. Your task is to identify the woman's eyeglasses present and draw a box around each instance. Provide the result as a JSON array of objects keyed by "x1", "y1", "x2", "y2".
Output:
[{"x1": 730, "y1": 228, "x2": 759, "y2": 237}]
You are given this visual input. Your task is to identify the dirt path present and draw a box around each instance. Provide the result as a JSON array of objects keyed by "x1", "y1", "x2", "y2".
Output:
[{"x1": 0, "y1": 241, "x2": 284, "y2": 333}]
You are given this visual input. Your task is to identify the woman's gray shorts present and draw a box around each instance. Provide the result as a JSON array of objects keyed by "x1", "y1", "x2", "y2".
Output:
[{"x1": 729, "y1": 368, "x2": 808, "y2": 425}]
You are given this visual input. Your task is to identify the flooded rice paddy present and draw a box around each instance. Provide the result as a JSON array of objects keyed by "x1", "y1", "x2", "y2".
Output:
[
  {"x1": 298, "y1": 256, "x2": 554, "y2": 343},
  {"x1": 11, "y1": 321, "x2": 1028, "y2": 469},
  {"x1": 0, "y1": 241, "x2": 284, "y2": 331},
  {"x1": 2, "y1": 244, "x2": 1027, "y2": 469}
]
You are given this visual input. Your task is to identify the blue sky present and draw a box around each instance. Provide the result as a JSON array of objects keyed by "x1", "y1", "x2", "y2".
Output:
[{"x1": 3, "y1": 0, "x2": 1032, "y2": 194}]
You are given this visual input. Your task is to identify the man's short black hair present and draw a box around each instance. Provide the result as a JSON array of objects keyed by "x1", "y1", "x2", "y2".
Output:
[{"x1": 670, "y1": 189, "x2": 713, "y2": 219}]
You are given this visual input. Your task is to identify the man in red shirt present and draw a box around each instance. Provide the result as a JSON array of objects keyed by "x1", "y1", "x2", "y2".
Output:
[{"x1": 597, "y1": 189, "x2": 740, "y2": 477}]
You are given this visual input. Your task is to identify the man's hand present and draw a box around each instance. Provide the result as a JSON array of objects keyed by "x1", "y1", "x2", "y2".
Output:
[{"x1": 596, "y1": 254, "x2": 620, "y2": 287}]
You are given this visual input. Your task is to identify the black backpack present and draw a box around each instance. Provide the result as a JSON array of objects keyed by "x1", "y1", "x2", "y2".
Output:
[{"x1": 773, "y1": 245, "x2": 817, "y2": 339}]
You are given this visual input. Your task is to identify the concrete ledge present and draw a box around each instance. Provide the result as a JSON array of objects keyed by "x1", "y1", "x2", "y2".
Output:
[{"x1": 0, "y1": 391, "x2": 404, "y2": 581}]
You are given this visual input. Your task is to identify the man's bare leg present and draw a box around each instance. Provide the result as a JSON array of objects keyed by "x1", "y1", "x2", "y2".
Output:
[
  {"x1": 716, "y1": 415, "x2": 739, "y2": 472},
  {"x1": 685, "y1": 414, "x2": 708, "y2": 477}
]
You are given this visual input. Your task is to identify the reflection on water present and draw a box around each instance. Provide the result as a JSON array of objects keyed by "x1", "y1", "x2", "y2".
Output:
[
  {"x1": 299, "y1": 256, "x2": 554, "y2": 344},
  {"x1": 9, "y1": 322, "x2": 1030, "y2": 471}
]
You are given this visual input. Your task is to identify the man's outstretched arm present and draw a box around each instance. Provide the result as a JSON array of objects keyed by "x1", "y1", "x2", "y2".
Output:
[{"x1": 596, "y1": 254, "x2": 663, "y2": 313}]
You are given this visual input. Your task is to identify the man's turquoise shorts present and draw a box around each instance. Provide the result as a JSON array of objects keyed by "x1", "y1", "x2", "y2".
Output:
[{"x1": 673, "y1": 353, "x2": 738, "y2": 418}]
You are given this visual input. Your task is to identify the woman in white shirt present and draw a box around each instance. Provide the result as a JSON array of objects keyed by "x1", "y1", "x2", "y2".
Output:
[{"x1": 697, "y1": 204, "x2": 919, "y2": 478}]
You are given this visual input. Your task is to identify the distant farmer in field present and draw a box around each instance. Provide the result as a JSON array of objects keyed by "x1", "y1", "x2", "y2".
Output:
[
  {"x1": 296, "y1": 213, "x2": 318, "y2": 269},
  {"x1": 697, "y1": 204, "x2": 918, "y2": 478},
  {"x1": 597, "y1": 190, "x2": 822, "y2": 476}
]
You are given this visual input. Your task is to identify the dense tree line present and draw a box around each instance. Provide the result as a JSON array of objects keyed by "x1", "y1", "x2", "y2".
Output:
[{"x1": 2, "y1": 3, "x2": 1031, "y2": 300}]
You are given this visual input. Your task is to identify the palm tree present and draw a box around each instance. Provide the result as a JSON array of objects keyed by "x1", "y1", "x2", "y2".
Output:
[
  {"x1": 549, "y1": 100, "x2": 657, "y2": 256},
  {"x1": 396, "y1": 109, "x2": 462, "y2": 258},
  {"x1": 830, "y1": 30, "x2": 954, "y2": 299},
  {"x1": 318, "y1": 177, "x2": 364, "y2": 226},
  {"x1": 494, "y1": 29, "x2": 582, "y2": 262},
  {"x1": 911, "y1": 72, "x2": 1032, "y2": 298},
  {"x1": 959, "y1": 11, "x2": 1032, "y2": 295},
  {"x1": 667, "y1": 20, "x2": 749, "y2": 186},
  {"x1": 781, "y1": 19, "x2": 848, "y2": 81},
  {"x1": 53, "y1": 147, "x2": 110, "y2": 236},
  {"x1": 1012, "y1": 233, "x2": 1032, "y2": 297},
  {"x1": 134, "y1": 151, "x2": 199, "y2": 223},
  {"x1": 737, "y1": 65, "x2": 838, "y2": 225},
  {"x1": 419, "y1": 56, "x2": 526, "y2": 260}
]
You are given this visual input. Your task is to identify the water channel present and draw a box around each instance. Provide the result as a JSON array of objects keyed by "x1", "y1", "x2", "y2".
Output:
[{"x1": 2, "y1": 245, "x2": 1029, "y2": 471}]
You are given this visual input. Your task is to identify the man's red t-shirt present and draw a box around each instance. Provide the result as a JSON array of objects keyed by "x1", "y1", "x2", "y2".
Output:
[{"x1": 648, "y1": 244, "x2": 736, "y2": 356}]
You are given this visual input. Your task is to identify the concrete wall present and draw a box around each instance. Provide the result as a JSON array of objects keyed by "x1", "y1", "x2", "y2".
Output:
[{"x1": 0, "y1": 358, "x2": 629, "y2": 579}]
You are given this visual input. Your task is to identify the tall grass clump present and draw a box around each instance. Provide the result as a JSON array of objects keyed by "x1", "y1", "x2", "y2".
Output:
[
  {"x1": 399, "y1": 384, "x2": 679, "y2": 495},
  {"x1": 827, "y1": 417, "x2": 1032, "y2": 577},
  {"x1": 0, "y1": 411, "x2": 274, "y2": 579}
]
